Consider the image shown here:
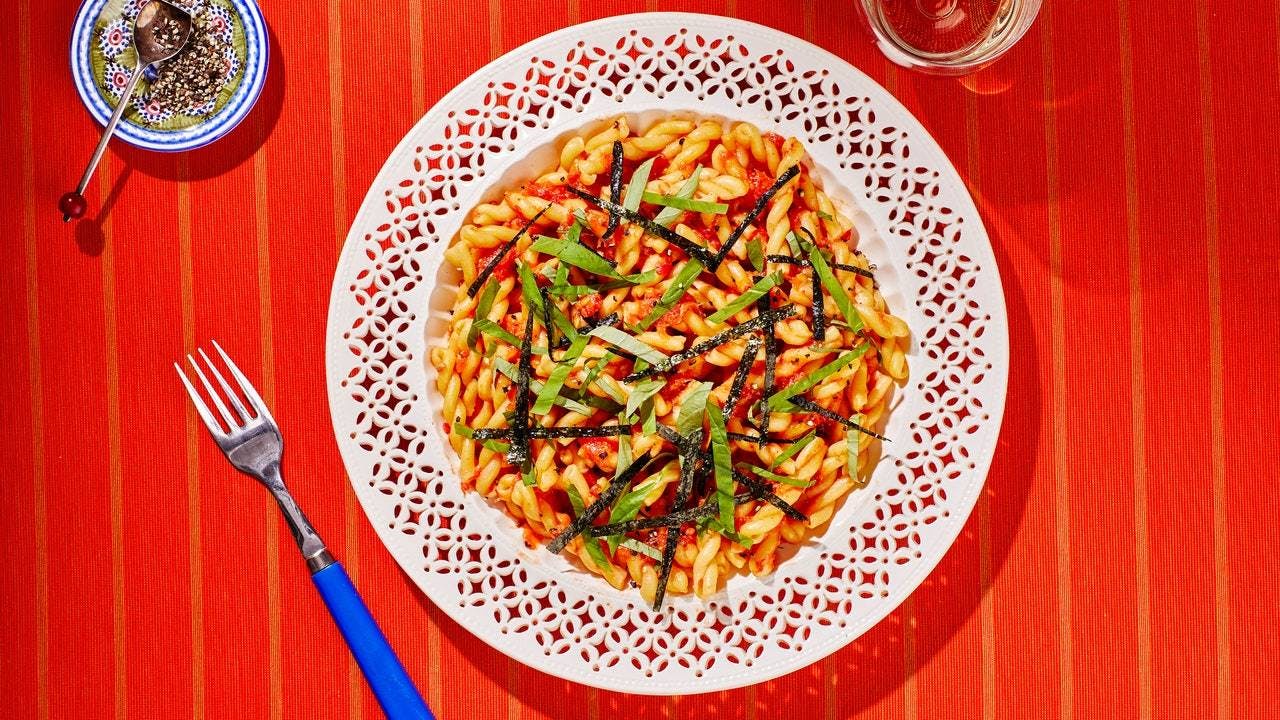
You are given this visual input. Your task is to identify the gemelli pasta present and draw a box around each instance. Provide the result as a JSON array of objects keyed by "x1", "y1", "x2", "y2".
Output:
[{"x1": 429, "y1": 117, "x2": 909, "y2": 608}]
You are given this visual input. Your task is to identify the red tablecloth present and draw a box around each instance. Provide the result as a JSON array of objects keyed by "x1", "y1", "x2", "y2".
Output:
[{"x1": 2, "y1": 1, "x2": 1277, "y2": 718}]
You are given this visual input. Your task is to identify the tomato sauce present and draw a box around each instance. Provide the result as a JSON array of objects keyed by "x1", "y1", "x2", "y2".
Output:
[
  {"x1": 523, "y1": 182, "x2": 575, "y2": 203},
  {"x1": 476, "y1": 245, "x2": 516, "y2": 283}
]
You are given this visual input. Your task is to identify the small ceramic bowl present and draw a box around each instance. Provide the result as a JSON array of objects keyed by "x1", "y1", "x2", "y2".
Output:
[{"x1": 70, "y1": 0, "x2": 268, "y2": 152}]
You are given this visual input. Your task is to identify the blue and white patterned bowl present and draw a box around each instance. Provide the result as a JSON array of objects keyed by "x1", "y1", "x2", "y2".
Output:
[{"x1": 70, "y1": 0, "x2": 268, "y2": 152}]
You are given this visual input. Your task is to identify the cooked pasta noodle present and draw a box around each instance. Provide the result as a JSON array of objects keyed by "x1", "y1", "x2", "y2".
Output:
[{"x1": 429, "y1": 117, "x2": 909, "y2": 605}]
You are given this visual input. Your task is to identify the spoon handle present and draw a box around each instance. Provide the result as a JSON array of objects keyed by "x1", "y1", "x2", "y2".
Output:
[{"x1": 73, "y1": 63, "x2": 146, "y2": 197}]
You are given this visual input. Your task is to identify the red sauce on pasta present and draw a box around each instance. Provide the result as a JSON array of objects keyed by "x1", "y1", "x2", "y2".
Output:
[
  {"x1": 476, "y1": 245, "x2": 517, "y2": 282},
  {"x1": 524, "y1": 182, "x2": 576, "y2": 203}
]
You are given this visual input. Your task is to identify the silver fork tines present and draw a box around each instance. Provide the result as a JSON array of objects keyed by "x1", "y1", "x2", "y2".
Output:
[{"x1": 176, "y1": 341, "x2": 330, "y2": 569}]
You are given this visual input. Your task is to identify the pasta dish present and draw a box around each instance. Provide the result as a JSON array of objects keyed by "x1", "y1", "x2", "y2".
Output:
[{"x1": 430, "y1": 117, "x2": 909, "y2": 609}]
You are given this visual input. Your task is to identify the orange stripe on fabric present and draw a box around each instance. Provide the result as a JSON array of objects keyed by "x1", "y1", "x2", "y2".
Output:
[
  {"x1": 18, "y1": 0, "x2": 48, "y2": 715},
  {"x1": 1116, "y1": 1, "x2": 1152, "y2": 717},
  {"x1": 963, "y1": 89, "x2": 996, "y2": 720},
  {"x1": 408, "y1": 0, "x2": 425, "y2": 116},
  {"x1": 99, "y1": 154, "x2": 128, "y2": 720},
  {"x1": 823, "y1": 658, "x2": 836, "y2": 720},
  {"x1": 488, "y1": 0, "x2": 502, "y2": 59},
  {"x1": 177, "y1": 159, "x2": 206, "y2": 720},
  {"x1": 323, "y1": 1, "x2": 361, "y2": 715},
  {"x1": 1194, "y1": 3, "x2": 1230, "y2": 717},
  {"x1": 247, "y1": 108, "x2": 285, "y2": 720},
  {"x1": 903, "y1": 597, "x2": 917, "y2": 720},
  {"x1": 1040, "y1": 16, "x2": 1073, "y2": 720}
]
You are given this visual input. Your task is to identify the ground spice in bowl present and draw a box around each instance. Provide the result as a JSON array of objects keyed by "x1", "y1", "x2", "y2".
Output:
[{"x1": 146, "y1": 5, "x2": 235, "y2": 116}]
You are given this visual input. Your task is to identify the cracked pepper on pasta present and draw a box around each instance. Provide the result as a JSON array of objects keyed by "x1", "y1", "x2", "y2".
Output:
[{"x1": 429, "y1": 117, "x2": 909, "y2": 609}]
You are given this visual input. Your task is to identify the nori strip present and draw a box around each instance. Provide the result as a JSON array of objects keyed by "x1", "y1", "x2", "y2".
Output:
[
  {"x1": 731, "y1": 469, "x2": 808, "y2": 521},
  {"x1": 472, "y1": 425, "x2": 632, "y2": 440},
  {"x1": 766, "y1": 254, "x2": 875, "y2": 280},
  {"x1": 466, "y1": 204, "x2": 549, "y2": 297},
  {"x1": 587, "y1": 504, "x2": 719, "y2": 535},
  {"x1": 711, "y1": 164, "x2": 799, "y2": 268},
  {"x1": 505, "y1": 310, "x2": 537, "y2": 466},
  {"x1": 565, "y1": 186, "x2": 716, "y2": 266},
  {"x1": 654, "y1": 428, "x2": 701, "y2": 609},
  {"x1": 790, "y1": 397, "x2": 890, "y2": 441},
  {"x1": 657, "y1": 424, "x2": 808, "y2": 522},
  {"x1": 757, "y1": 290, "x2": 779, "y2": 449},
  {"x1": 621, "y1": 305, "x2": 797, "y2": 381},
  {"x1": 603, "y1": 141, "x2": 624, "y2": 239},
  {"x1": 546, "y1": 453, "x2": 651, "y2": 554},
  {"x1": 539, "y1": 286, "x2": 555, "y2": 359},
  {"x1": 725, "y1": 431, "x2": 795, "y2": 444},
  {"x1": 722, "y1": 334, "x2": 762, "y2": 419},
  {"x1": 811, "y1": 255, "x2": 826, "y2": 342}
]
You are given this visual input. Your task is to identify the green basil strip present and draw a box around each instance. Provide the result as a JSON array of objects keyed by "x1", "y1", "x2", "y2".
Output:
[
  {"x1": 622, "y1": 158, "x2": 655, "y2": 213},
  {"x1": 494, "y1": 357, "x2": 596, "y2": 416},
  {"x1": 618, "y1": 537, "x2": 662, "y2": 560},
  {"x1": 529, "y1": 234, "x2": 618, "y2": 278},
  {"x1": 738, "y1": 462, "x2": 810, "y2": 488},
  {"x1": 453, "y1": 424, "x2": 510, "y2": 454},
  {"x1": 817, "y1": 210, "x2": 835, "y2": 221},
  {"x1": 786, "y1": 230, "x2": 805, "y2": 257},
  {"x1": 471, "y1": 319, "x2": 550, "y2": 356},
  {"x1": 467, "y1": 280, "x2": 499, "y2": 350},
  {"x1": 705, "y1": 273, "x2": 783, "y2": 325},
  {"x1": 567, "y1": 485, "x2": 612, "y2": 571},
  {"x1": 545, "y1": 284, "x2": 601, "y2": 298},
  {"x1": 746, "y1": 237, "x2": 764, "y2": 271},
  {"x1": 531, "y1": 334, "x2": 591, "y2": 415},
  {"x1": 635, "y1": 257, "x2": 704, "y2": 331},
  {"x1": 653, "y1": 168, "x2": 701, "y2": 227},
  {"x1": 707, "y1": 403, "x2": 737, "y2": 530},
  {"x1": 641, "y1": 191, "x2": 728, "y2": 214},
  {"x1": 521, "y1": 460, "x2": 537, "y2": 486},
  {"x1": 769, "y1": 429, "x2": 816, "y2": 469},
  {"x1": 588, "y1": 325, "x2": 669, "y2": 365},
  {"x1": 765, "y1": 344, "x2": 868, "y2": 411},
  {"x1": 808, "y1": 243, "x2": 865, "y2": 333},
  {"x1": 517, "y1": 262, "x2": 545, "y2": 317},
  {"x1": 846, "y1": 414, "x2": 863, "y2": 483},
  {"x1": 641, "y1": 399, "x2": 657, "y2": 435},
  {"x1": 676, "y1": 381, "x2": 712, "y2": 437},
  {"x1": 625, "y1": 378, "x2": 666, "y2": 421}
]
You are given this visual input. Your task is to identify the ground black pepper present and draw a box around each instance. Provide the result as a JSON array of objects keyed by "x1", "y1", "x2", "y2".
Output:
[{"x1": 148, "y1": 6, "x2": 234, "y2": 115}]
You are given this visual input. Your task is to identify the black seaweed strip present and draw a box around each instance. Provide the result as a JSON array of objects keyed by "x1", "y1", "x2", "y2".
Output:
[
  {"x1": 766, "y1": 254, "x2": 875, "y2": 279},
  {"x1": 621, "y1": 305, "x2": 796, "y2": 381},
  {"x1": 580, "y1": 312, "x2": 620, "y2": 333},
  {"x1": 790, "y1": 397, "x2": 891, "y2": 441},
  {"x1": 758, "y1": 292, "x2": 778, "y2": 449},
  {"x1": 725, "y1": 431, "x2": 795, "y2": 444},
  {"x1": 603, "y1": 141, "x2": 624, "y2": 240},
  {"x1": 766, "y1": 255, "x2": 807, "y2": 266},
  {"x1": 546, "y1": 454, "x2": 652, "y2": 554},
  {"x1": 565, "y1": 186, "x2": 716, "y2": 266},
  {"x1": 505, "y1": 310, "x2": 537, "y2": 466},
  {"x1": 722, "y1": 335, "x2": 762, "y2": 419},
  {"x1": 466, "y1": 204, "x2": 549, "y2": 297},
  {"x1": 732, "y1": 469, "x2": 808, "y2": 521},
  {"x1": 539, "y1": 286, "x2": 555, "y2": 360},
  {"x1": 588, "y1": 504, "x2": 717, "y2": 535},
  {"x1": 653, "y1": 430, "x2": 702, "y2": 609},
  {"x1": 710, "y1": 164, "x2": 799, "y2": 269},
  {"x1": 811, "y1": 258, "x2": 826, "y2": 341},
  {"x1": 834, "y1": 261, "x2": 876, "y2": 280},
  {"x1": 473, "y1": 425, "x2": 632, "y2": 441}
]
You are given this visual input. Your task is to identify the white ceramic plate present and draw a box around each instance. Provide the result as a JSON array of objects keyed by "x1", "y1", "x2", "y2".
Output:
[{"x1": 326, "y1": 12, "x2": 1008, "y2": 694}]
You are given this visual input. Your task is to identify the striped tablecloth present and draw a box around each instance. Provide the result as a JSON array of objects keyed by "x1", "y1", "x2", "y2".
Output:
[{"x1": 2, "y1": 1, "x2": 1276, "y2": 718}]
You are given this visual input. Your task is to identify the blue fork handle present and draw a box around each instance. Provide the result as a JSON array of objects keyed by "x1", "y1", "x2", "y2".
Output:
[{"x1": 312, "y1": 562, "x2": 435, "y2": 720}]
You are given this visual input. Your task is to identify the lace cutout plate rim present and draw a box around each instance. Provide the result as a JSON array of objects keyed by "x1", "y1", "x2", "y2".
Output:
[{"x1": 325, "y1": 13, "x2": 1009, "y2": 694}]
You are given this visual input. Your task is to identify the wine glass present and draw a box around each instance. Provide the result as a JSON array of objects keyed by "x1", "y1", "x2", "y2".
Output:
[{"x1": 858, "y1": 0, "x2": 1043, "y2": 74}]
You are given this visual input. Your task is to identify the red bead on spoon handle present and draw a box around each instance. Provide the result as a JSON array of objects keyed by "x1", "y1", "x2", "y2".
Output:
[{"x1": 60, "y1": 1, "x2": 191, "y2": 222}]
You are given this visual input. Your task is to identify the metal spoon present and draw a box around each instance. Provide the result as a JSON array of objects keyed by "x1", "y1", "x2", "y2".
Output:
[{"x1": 60, "y1": 0, "x2": 192, "y2": 222}]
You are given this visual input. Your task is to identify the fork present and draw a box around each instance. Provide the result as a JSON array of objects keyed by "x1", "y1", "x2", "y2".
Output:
[{"x1": 176, "y1": 341, "x2": 435, "y2": 720}]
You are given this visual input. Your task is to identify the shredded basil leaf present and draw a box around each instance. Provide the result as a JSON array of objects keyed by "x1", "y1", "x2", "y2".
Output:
[
  {"x1": 705, "y1": 273, "x2": 782, "y2": 325},
  {"x1": 636, "y1": 257, "x2": 703, "y2": 331},
  {"x1": 653, "y1": 167, "x2": 701, "y2": 227},
  {"x1": 817, "y1": 210, "x2": 835, "y2": 221},
  {"x1": 622, "y1": 158, "x2": 655, "y2": 213},
  {"x1": 494, "y1": 357, "x2": 595, "y2": 416},
  {"x1": 531, "y1": 334, "x2": 591, "y2": 415},
  {"x1": 471, "y1": 319, "x2": 549, "y2": 355},
  {"x1": 619, "y1": 537, "x2": 663, "y2": 560},
  {"x1": 625, "y1": 378, "x2": 666, "y2": 421},
  {"x1": 808, "y1": 243, "x2": 865, "y2": 333},
  {"x1": 746, "y1": 237, "x2": 764, "y2": 271},
  {"x1": 769, "y1": 430, "x2": 816, "y2": 469},
  {"x1": 766, "y1": 345, "x2": 868, "y2": 411},
  {"x1": 738, "y1": 462, "x2": 810, "y2": 488},
  {"x1": 641, "y1": 191, "x2": 728, "y2": 214},
  {"x1": 589, "y1": 325, "x2": 669, "y2": 365},
  {"x1": 567, "y1": 485, "x2": 612, "y2": 571},
  {"x1": 466, "y1": 280, "x2": 499, "y2": 350},
  {"x1": 706, "y1": 403, "x2": 737, "y2": 530},
  {"x1": 676, "y1": 382, "x2": 712, "y2": 437},
  {"x1": 846, "y1": 422, "x2": 861, "y2": 485}
]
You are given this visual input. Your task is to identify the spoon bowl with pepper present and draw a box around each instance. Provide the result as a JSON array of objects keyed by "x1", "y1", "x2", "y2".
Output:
[{"x1": 60, "y1": 0, "x2": 192, "y2": 221}]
